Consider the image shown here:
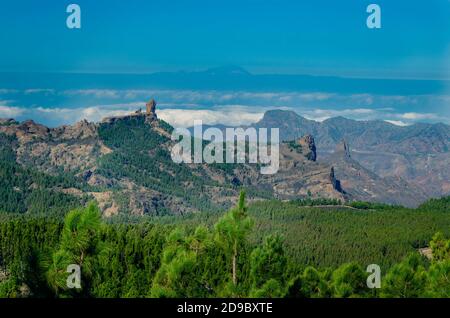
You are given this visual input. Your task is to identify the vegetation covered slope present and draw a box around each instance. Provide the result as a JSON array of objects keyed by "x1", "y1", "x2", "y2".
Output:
[
  {"x1": 0, "y1": 133, "x2": 86, "y2": 216},
  {"x1": 1, "y1": 194, "x2": 449, "y2": 298}
]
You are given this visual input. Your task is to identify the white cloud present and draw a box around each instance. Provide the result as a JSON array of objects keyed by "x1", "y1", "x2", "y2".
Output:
[
  {"x1": 158, "y1": 107, "x2": 264, "y2": 128},
  {"x1": 0, "y1": 105, "x2": 25, "y2": 118},
  {"x1": 25, "y1": 88, "x2": 55, "y2": 95},
  {"x1": 384, "y1": 120, "x2": 410, "y2": 126},
  {"x1": 62, "y1": 89, "x2": 121, "y2": 99},
  {"x1": 301, "y1": 108, "x2": 376, "y2": 122},
  {"x1": 399, "y1": 112, "x2": 438, "y2": 120},
  {"x1": 1, "y1": 88, "x2": 449, "y2": 127},
  {"x1": 0, "y1": 89, "x2": 19, "y2": 94}
]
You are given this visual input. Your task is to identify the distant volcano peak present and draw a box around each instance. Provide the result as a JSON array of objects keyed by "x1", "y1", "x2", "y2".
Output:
[{"x1": 204, "y1": 65, "x2": 251, "y2": 76}]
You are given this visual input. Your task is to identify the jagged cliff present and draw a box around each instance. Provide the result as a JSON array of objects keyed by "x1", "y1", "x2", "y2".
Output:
[
  {"x1": 254, "y1": 110, "x2": 450, "y2": 201},
  {"x1": 0, "y1": 102, "x2": 345, "y2": 216},
  {"x1": 327, "y1": 140, "x2": 427, "y2": 207}
]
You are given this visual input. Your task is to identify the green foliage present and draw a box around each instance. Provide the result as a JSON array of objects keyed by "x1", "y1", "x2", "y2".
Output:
[
  {"x1": 292, "y1": 198, "x2": 342, "y2": 206},
  {"x1": 380, "y1": 253, "x2": 427, "y2": 298},
  {"x1": 0, "y1": 196, "x2": 449, "y2": 298},
  {"x1": 0, "y1": 133, "x2": 84, "y2": 216},
  {"x1": 250, "y1": 235, "x2": 287, "y2": 291},
  {"x1": 97, "y1": 118, "x2": 230, "y2": 214},
  {"x1": 348, "y1": 201, "x2": 394, "y2": 210},
  {"x1": 286, "y1": 267, "x2": 332, "y2": 298},
  {"x1": 425, "y1": 260, "x2": 450, "y2": 297},
  {"x1": 0, "y1": 276, "x2": 21, "y2": 298},
  {"x1": 331, "y1": 263, "x2": 369, "y2": 298},
  {"x1": 430, "y1": 232, "x2": 450, "y2": 262},
  {"x1": 214, "y1": 191, "x2": 253, "y2": 291},
  {"x1": 244, "y1": 199, "x2": 450, "y2": 270},
  {"x1": 44, "y1": 202, "x2": 104, "y2": 297},
  {"x1": 418, "y1": 196, "x2": 450, "y2": 211},
  {"x1": 250, "y1": 279, "x2": 284, "y2": 298},
  {"x1": 150, "y1": 227, "x2": 211, "y2": 298}
]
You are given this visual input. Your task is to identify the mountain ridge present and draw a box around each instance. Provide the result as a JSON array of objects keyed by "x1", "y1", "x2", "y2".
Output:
[
  {"x1": 1, "y1": 107, "x2": 448, "y2": 211},
  {"x1": 0, "y1": 110, "x2": 346, "y2": 215},
  {"x1": 252, "y1": 110, "x2": 450, "y2": 201}
]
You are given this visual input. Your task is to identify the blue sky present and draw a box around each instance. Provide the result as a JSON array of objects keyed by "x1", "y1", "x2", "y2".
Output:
[
  {"x1": 0, "y1": 1, "x2": 449, "y2": 127},
  {"x1": 0, "y1": 0, "x2": 449, "y2": 79}
]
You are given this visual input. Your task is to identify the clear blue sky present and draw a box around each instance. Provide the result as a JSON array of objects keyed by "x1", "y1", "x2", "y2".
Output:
[{"x1": 0, "y1": 0, "x2": 449, "y2": 79}]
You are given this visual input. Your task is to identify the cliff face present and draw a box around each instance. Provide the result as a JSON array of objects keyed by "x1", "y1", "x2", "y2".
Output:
[
  {"x1": 0, "y1": 118, "x2": 108, "y2": 175},
  {"x1": 253, "y1": 110, "x2": 450, "y2": 200},
  {"x1": 3, "y1": 105, "x2": 440, "y2": 214},
  {"x1": 327, "y1": 140, "x2": 427, "y2": 207},
  {"x1": 0, "y1": 111, "x2": 346, "y2": 215},
  {"x1": 229, "y1": 135, "x2": 344, "y2": 201},
  {"x1": 296, "y1": 135, "x2": 317, "y2": 161}
]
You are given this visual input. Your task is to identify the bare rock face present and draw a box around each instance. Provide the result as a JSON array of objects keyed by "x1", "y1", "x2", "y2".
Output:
[
  {"x1": 145, "y1": 98, "x2": 158, "y2": 123},
  {"x1": 52, "y1": 119, "x2": 98, "y2": 140},
  {"x1": 327, "y1": 140, "x2": 427, "y2": 207},
  {"x1": 0, "y1": 118, "x2": 18, "y2": 126},
  {"x1": 296, "y1": 135, "x2": 317, "y2": 161},
  {"x1": 255, "y1": 109, "x2": 450, "y2": 202},
  {"x1": 237, "y1": 136, "x2": 345, "y2": 202},
  {"x1": 329, "y1": 166, "x2": 341, "y2": 192},
  {"x1": 0, "y1": 119, "x2": 49, "y2": 143},
  {"x1": 335, "y1": 139, "x2": 351, "y2": 159},
  {"x1": 102, "y1": 98, "x2": 158, "y2": 125},
  {"x1": 0, "y1": 118, "x2": 110, "y2": 175}
]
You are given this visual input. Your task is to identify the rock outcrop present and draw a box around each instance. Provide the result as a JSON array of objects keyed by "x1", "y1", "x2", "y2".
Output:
[
  {"x1": 103, "y1": 98, "x2": 158, "y2": 125},
  {"x1": 145, "y1": 98, "x2": 157, "y2": 121},
  {"x1": 7, "y1": 105, "x2": 430, "y2": 214},
  {"x1": 296, "y1": 135, "x2": 317, "y2": 161},
  {"x1": 0, "y1": 119, "x2": 49, "y2": 142},
  {"x1": 252, "y1": 109, "x2": 450, "y2": 200},
  {"x1": 335, "y1": 139, "x2": 351, "y2": 159},
  {"x1": 52, "y1": 119, "x2": 98, "y2": 140},
  {"x1": 327, "y1": 140, "x2": 427, "y2": 207}
]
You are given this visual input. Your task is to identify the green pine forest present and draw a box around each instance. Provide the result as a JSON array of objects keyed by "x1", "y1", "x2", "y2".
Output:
[
  {"x1": 0, "y1": 120, "x2": 449, "y2": 298},
  {"x1": 0, "y1": 192, "x2": 449, "y2": 298}
]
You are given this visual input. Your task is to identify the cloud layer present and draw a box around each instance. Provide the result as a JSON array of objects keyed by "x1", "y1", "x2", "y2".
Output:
[{"x1": 0, "y1": 88, "x2": 449, "y2": 127}]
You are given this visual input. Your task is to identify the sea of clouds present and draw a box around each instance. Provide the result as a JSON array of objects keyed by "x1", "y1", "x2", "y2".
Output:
[{"x1": 0, "y1": 88, "x2": 448, "y2": 128}]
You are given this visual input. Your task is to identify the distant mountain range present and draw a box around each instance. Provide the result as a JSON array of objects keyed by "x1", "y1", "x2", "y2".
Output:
[
  {"x1": 0, "y1": 107, "x2": 448, "y2": 216},
  {"x1": 189, "y1": 109, "x2": 450, "y2": 206},
  {"x1": 253, "y1": 110, "x2": 450, "y2": 204},
  {"x1": 0, "y1": 111, "x2": 344, "y2": 216},
  {"x1": 255, "y1": 109, "x2": 450, "y2": 154},
  {"x1": 0, "y1": 66, "x2": 447, "y2": 95}
]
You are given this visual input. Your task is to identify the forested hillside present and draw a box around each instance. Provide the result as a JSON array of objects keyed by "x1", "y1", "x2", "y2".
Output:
[
  {"x1": 1, "y1": 194, "x2": 449, "y2": 298},
  {"x1": 0, "y1": 133, "x2": 86, "y2": 216},
  {"x1": 3, "y1": 108, "x2": 444, "y2": 216}
]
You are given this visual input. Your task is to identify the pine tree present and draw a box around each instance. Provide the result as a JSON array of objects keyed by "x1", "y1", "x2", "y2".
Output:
[
  {"x1": 214, "y1": 191, "x2": 253, "y2": 289},
  {"x1": 380, "y1": 253, "x2": 427, "y2": 298},
  {"x1": 331, "y1": 263, "x2": 369, "y2": 298},
  {"x1": 43, "y1": 202, "x2": 104, "y2": 297},
  {"x1": 286, "y1": 267, "x2": 332, "y2": 298},
  {"x1": 249, "y1": 235, "x2": 287, "y2": 293}
]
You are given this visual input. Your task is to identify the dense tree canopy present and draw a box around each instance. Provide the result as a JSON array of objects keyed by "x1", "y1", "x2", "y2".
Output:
[{"x1": 1, "y1": 194, "x2": 449, "y2": 298}]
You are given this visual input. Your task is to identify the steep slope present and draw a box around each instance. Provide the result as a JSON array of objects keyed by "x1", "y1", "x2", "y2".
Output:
[
  {"x1": 236, "y1": 135, "x2": 344, "y2": 201},
  {"x1": 327, "y1": 140, "x2": 427, "y2": 207},
  {"x1": 252, "y1": 110, "x2": 450, "y2": 199},
  {"x1": 0, "y1": 107, "x2": 345, "y2": 216},
  {"x1": 254, "y1": 110, "x2": 450, "y2": 154}
]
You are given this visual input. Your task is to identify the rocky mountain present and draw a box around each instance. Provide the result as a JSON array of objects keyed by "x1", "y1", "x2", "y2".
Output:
[
  {"x1": 0, "y1": 103, "x2": 344, "y2": 216},
  {"x1": 1, "y1": 103, "x2": 447, "y2": 215},
  {"x1": 327, "y1": 140, "x2": 427, "y2": 207},
  {"x1": 252, "y1": 110, "x2": 450, "y2": 201},
  {"x1": 255, "y1": 110, "x2": 450, "y2": 154}
]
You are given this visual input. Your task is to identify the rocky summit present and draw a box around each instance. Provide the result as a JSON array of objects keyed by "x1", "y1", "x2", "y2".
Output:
[
  {"x1": 252, "y1": 110, "x2": 450, "y2": 205},
  {"x1": 0, "y1": 105, "x2": 446, "y2": 216}
]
